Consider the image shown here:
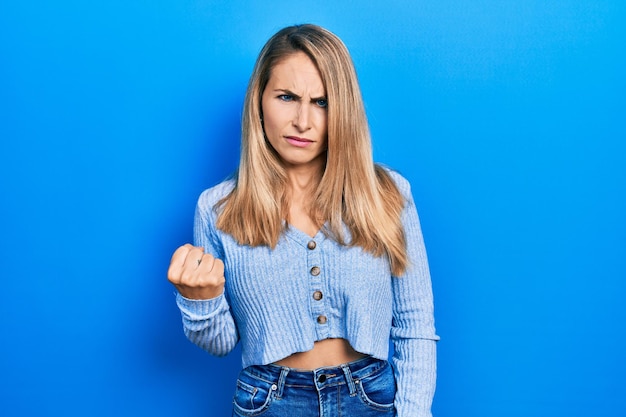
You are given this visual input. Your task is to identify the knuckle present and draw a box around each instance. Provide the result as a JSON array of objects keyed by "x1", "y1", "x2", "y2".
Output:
[
  {"x1": 167, "y1": 267, "x2": 180, "y2": 284},
  {"x1": 213, "y1": 259, "x2": 225, "y2": 274},
  {"x1": 174, "y1": 245, "x2": 190, "y2": 257},
  {"x1": 190, "y1": 246, "x2": 204, "y2": 255},
  {"x1": 198, "y1": 272, "x2": 222, "y2": 288},
  {"x1": 197, "y1": 273, "x2": 217, "y2": 286},
  {"x1": 180, "y1": 270, "x2": 194, "y2": 284}
]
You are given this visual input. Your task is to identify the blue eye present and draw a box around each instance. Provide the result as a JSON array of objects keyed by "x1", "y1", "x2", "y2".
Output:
[
  {"x1": 278, "y1": 94, "x2": 294, "y2": 102},
  {"x1": 316, "y1": 98, "x2": 328, "y2": 108}
]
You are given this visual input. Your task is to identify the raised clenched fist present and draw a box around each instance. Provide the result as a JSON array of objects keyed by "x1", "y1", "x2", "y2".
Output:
[{"x1": 167, "y1": 244, "x2": 225, "y2": 300}]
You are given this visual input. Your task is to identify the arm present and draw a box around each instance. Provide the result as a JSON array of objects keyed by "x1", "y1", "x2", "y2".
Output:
[
  {"x1": 390, "y1": 175, "x2": 439, "y2": 417},
  {"x1": 168, "y1": 191, "x2": 239, "y2": 357},
  {"x1": 175, "y1": 290, "x2": 238, "y2": 357}
]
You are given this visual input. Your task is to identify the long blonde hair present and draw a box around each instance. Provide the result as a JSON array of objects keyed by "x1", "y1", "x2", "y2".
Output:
[{"x1": 216, "y1": 24, "x2": 408, "y2": 276}]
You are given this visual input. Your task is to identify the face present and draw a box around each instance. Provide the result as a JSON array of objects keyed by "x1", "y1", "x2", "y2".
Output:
[{"x1": 261, "y1": 52, "x2": 328, "y2": 172}]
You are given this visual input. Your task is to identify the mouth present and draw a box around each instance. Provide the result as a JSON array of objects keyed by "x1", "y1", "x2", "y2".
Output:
[{"x1": 284, "y1": 136, "x2": 314, "y2": 148}]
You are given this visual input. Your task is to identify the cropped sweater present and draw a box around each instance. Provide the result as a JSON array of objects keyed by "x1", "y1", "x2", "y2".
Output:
[{"x1": 175, "y1": 170, "x2": 439, "y2": 417}]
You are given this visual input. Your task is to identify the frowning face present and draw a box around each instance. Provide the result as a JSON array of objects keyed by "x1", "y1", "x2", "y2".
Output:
[{"x1": 261, "y1": 52, "x2": 328, "y2": 172}]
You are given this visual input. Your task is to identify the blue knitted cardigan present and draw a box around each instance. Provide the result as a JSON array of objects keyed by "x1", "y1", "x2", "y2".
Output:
[{"x1": 175, "y1": 169, "x2": 439, "y2": 417}]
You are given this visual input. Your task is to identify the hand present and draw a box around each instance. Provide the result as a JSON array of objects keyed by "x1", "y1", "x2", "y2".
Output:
[{"x1": 167, "y1": 244, "x2": 225, "y2": 300}]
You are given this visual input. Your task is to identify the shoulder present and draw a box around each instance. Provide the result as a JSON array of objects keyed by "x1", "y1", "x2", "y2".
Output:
[
  {"x1": 197, "y1": 177, "x2": 236, "y2": 213},
  {"x1": 376, "y1": 164, "x2": 412, "y2": 198}
]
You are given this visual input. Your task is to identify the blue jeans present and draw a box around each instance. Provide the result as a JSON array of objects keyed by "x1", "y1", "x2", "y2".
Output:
[{"x1": 231, "y1": 356, "x2": 396, "y2": 417}]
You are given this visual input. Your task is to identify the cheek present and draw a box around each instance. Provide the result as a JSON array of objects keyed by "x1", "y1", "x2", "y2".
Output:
[
  {"x1": 261, "y1": 103, "x2": 283, "y2": 136},
  {"x1": 262, "y1": 116, "x2": 280, "y2": 140},
  {"x1": 317, "y1": 113, "x2": 328, "y2": 136}
]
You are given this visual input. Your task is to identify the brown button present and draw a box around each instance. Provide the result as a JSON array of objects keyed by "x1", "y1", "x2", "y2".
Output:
[
  {"x1": 310, "y1": 266, "x2": 320, "y2": 276},
  {"x1": 307, "y1": 240, "x2": 316, "y2": 250},
  {"x1": 313, "y1": 291, "x2": 323, "y2": 301},
  {"x1": 317, "y1": 315, "x2": 327, "y2": 324}
]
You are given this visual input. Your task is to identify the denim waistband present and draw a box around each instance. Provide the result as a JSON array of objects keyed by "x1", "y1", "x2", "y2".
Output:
[{"x1": 242, "y1": 356, "x2": 388, "y2": 397}]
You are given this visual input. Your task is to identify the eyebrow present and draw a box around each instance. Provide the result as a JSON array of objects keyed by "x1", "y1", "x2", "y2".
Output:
[{"x1": 273, "y1": 89, "x2": 327, "y2": 102}]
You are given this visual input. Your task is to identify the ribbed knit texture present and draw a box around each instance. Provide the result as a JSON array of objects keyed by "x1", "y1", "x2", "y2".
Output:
[{"x1": 175, "y1": 169, "x2": 439, "y2": 417}]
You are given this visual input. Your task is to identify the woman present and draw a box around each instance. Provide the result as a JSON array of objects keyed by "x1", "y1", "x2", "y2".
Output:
[{"x1": 168, "y1": 24, "x2": 439, "y2": 417}]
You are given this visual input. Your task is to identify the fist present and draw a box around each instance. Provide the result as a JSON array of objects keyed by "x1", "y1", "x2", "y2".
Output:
[{"x1": 167, "y1": 244, "x2": 225, "y2": 300}]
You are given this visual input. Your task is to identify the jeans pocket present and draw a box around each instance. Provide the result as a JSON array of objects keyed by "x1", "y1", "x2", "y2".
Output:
[
  {"x1": 355, "y1": 362, "x2": 396, "y2": 411},
  {"x1": 232, "y1": 371, "x2": 276, "y2": 417}
]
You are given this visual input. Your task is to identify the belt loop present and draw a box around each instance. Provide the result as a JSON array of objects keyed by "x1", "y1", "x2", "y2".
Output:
[
  {"x1": 341, "y1": 364, "x2": 357, "y2": 396},
  {"x1": 276, "y1": 367, "x2": 289, "y2": 399}
]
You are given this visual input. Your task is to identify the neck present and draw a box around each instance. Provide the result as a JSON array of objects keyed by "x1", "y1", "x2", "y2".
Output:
[
  {"x1": 284, "y1": 167, "x2": 324, "y2": 237},
  {"x1": 284, "y1": 161, "x2": 324, "y2": 199}
]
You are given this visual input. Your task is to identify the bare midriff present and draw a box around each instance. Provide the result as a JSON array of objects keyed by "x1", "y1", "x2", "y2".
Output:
[{"x1": 273, "y1": 338, "x2": 368, "y2": 370}]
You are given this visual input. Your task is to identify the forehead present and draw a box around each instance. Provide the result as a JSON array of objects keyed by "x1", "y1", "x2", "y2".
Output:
[{"x1": 267, "y1": 52, "x2": 325, "y2": 92}]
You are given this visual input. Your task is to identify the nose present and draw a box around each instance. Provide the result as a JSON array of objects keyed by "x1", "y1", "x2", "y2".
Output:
[{"x1": 293, "y1": 103, "x2": 311, "y2": 131}]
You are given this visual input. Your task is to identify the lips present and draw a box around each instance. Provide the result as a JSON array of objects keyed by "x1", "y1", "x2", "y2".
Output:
[{"x1": 285, "y1": 136, "x2": 313, "y2": 148}]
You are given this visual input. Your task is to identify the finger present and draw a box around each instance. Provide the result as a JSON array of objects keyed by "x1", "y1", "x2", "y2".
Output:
[
  {"x1": 198, "y1": 256, "x2": 224, "y2": 284},
  {"x1": 168, "y1": 244, "x2": 193, "y2": 283},
  {"x1": 195, "y1": 255, "x2": 225, "y2": 290},
  {"x1": 198, "y1": 253, "x2": 215, "y2": 271},
  {"x1": 170, "y1": 244, "x2": 192, "y2": 267},
  {"x1": 211, "y1": 257, "x2": 225, "y2": 277},
  {"x1": 183, "y1": 246, "x2": 205, "y2": 270}
]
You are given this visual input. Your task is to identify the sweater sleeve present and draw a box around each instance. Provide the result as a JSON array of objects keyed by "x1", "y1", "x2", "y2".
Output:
[
  {"x1": 174, "y1": 186, "x2": 239, "y2": 357},
  {"x1": 390, "y1": 173, "x2": 439, "y2": 417}
]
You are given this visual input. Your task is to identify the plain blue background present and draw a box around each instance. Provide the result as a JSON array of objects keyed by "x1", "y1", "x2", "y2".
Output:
[{"x1": 1, "y1": 1, "x2": 624, "y2": 416}]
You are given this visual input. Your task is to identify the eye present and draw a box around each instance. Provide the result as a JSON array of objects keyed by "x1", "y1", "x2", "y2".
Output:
[
  {"x1": 278, "y1": 94, "x2": 294, "y2": 102},
  {"x1": 315, "y1": 98, "x2": 328, "y2": 108}
]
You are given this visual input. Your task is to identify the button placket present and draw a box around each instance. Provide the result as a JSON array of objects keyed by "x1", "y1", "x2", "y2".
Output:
[{"x1": 306, "y1": 239, "x2": 329, "y2": 339}]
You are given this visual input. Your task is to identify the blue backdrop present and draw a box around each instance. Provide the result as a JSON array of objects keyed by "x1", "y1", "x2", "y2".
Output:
[{"x1": 1, "y1": 1, "x2": 624, "y2": 416}]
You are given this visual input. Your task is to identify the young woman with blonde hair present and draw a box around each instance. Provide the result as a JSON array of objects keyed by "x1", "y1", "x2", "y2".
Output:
[{"x1": 168, "y1": 24, "x2": 439, "y2": 417}]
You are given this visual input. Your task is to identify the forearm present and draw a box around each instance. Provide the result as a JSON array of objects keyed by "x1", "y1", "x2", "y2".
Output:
[
  {"x1": 176, "y1": 292, "x2": 239, "y2": 356},
  {"x1": 392, "y1": 338, "x2": 437, "y2": 417}
]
